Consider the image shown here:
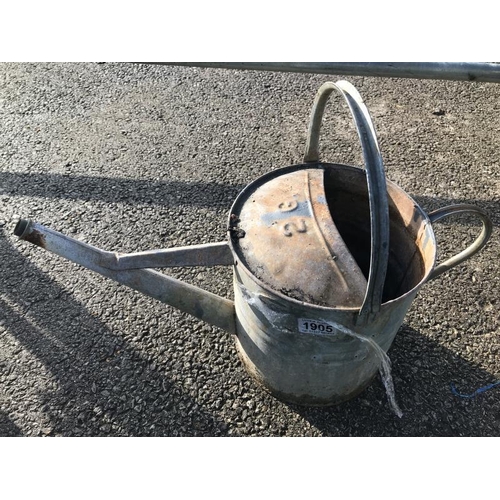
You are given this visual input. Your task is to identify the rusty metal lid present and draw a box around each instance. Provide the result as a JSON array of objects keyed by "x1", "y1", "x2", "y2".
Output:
[{"x1": 229, "y1": 165, "x2": 367, "y2": 308}]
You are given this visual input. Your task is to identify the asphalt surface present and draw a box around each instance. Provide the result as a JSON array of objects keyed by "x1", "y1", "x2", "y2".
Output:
[{"x1": 0, "y1": 62, "x2": 499, "y2": 437}]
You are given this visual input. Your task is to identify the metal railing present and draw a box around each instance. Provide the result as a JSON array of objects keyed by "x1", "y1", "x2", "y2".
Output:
[{"x1": 151, "y1": 62, "x2": 500, "y2": 83}]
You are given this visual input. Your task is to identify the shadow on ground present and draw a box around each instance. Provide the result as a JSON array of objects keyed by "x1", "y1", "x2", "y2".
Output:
[
  {"x1": 0, "y1": 172, "x2": 245, "y2": 209},
  {"x1": 0, "y1": 171, "x2": 498, "y2": 227},
  {"x1": 0, "y1": 410, "x2": 23, "y2": 437},
  {"x1": 0, "y1": 230, "x2": 230, "y2": 436},
  {"x1": 288, "y1": 323, "x2": 500, "y2": 436}
]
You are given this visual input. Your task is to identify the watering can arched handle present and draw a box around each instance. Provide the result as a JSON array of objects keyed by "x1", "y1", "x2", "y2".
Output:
[
  {"x1": 427, "y1": 204, "x2": 493, "y2": 280},
  {"x1": 304, "y1": 81, "x2": 390, "y2": 324}
]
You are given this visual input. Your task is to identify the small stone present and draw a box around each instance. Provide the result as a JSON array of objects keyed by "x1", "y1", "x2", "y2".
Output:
[{"x1": 432, "y1": 108, "x2": 445, "y2": 116}]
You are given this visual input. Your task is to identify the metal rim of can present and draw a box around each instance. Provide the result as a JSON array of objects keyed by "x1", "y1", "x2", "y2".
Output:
[{"x1": 227, "y1": 162, "x2": 437, "y2": 313}]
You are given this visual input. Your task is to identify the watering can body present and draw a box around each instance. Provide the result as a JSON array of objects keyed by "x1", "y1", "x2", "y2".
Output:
[
  {"x1": 14, "y1": 81, "x2": 492, "y2": 407},
  {"x1": 229, "y1": 161, "x2": 430, "y2": 405}
]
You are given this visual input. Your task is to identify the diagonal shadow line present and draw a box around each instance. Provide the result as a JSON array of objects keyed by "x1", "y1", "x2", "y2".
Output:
[
  {"x1": 0, "y1": 231, "x2": 230, "y2": 436},
  {"x1": 0, "y1": 172, "x2": 246, "y2": 208},
  {"x1": 1, "y1": 171, "x2": 497, "y2": 226}
]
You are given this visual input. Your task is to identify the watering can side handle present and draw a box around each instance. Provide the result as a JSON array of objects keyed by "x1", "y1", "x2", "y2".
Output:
[
  {"x1": 427, "y1": 204, "x2": 493, "y2": 281},
  {"x1": 303, "y1": 80, "x2": 390, "y2": 324}
]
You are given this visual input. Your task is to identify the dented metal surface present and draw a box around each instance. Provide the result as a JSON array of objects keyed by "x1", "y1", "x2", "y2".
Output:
[{"x1": 232, "y1": 166, "x2": 367, "y2": 308}]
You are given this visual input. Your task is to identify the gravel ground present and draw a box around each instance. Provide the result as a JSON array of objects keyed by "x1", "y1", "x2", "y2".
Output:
[{"x1": 0, "y1": 62, "x2": 499, "y2": 437}]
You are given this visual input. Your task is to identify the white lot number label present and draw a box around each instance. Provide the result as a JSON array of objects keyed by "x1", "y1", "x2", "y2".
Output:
[{"x1": 298, "y1": 318, "x2": 337, "y2": 335}]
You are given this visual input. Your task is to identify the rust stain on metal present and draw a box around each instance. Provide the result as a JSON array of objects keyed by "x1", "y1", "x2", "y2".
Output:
[
  {"x1": 24, "y1": 229, "x2": 46, "y2": 248},
  {"x1": 233, "y1": 167, "x2": 368, "y2": 308},
  {"x1": 229, "y1": 213, "x2": 246, "y2": 241}
]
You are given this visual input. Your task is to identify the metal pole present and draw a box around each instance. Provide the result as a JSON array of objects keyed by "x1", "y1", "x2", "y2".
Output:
[{"x1": 150, "y1": 62, "x2": 500, "y2": 83}]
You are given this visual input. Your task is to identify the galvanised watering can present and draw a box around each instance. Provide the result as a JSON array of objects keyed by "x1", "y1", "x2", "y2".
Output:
[{"x1": 14, "y1": 81, "x2": 492, "y2": 406}]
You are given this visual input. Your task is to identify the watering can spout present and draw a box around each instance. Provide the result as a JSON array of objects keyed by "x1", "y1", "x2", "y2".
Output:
[{"x1": 14, "y1": 219, "x2": 237, "y2": 334}]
